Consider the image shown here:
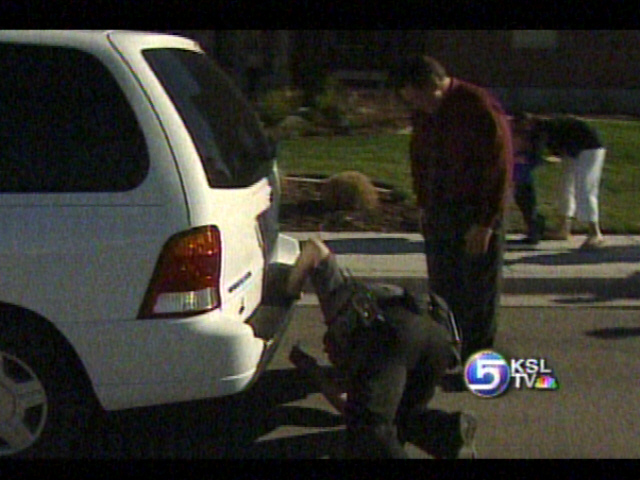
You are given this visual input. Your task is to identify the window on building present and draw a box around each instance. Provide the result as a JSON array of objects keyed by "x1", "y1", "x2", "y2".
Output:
[{"x1": 512, "y1": 30, "x2": 558, "y2": 49}]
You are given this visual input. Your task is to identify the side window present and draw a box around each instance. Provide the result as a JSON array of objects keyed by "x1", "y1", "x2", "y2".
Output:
[
  {"x1": 143, "y1": 48, "x2": 272, "y2": 188},
  {"x1": 0, "y1": 44, "x2": 149, "y2": 192}
]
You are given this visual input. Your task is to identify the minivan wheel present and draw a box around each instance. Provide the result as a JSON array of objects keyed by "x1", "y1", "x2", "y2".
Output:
[
  {"x1": 0, "y1": 323, "x2": 97, "y2": 458},
  {"x1": 0, "y1": 350, "x2": 48, "y2": 456}
]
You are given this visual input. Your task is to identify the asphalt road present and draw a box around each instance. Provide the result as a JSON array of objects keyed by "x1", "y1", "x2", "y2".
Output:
[{"x1": 90, "y1": 297, "x2": 640, "y2": 459}]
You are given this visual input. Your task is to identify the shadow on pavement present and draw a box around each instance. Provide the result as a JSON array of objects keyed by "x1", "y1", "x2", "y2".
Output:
[
  {"x1": 585, "y1": 327, "x2": 640, "y2": 340},
  {"x1": 235, "y1": 428, "x2": 345, "y2": 459},
  {"x1": 504, "y1": 245, "x2": 640, "y2": 266},
  {"x1": 91, "y1": 368, "x2": 345, "y2": 459},
  {"x1": 501, "y1": 272, "x2": 640, "y2": 303},
  {"x1": 325, "y1": 237, "x2": 424, "y2": 255},
  {"x1": 350, "y1": 274, "x2": 640, "y2": 302},
  {"x1": 542, "y1": 271, "x2": 640, "y2": 304}
]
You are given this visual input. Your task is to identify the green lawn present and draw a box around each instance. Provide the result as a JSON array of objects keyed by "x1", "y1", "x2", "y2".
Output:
[{"x1": 277, "y1": 119, "x2": 640, "y2": 234}]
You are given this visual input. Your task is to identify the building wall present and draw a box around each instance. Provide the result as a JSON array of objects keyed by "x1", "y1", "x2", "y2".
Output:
[
  {"x1": 427, "y1": 30, "x2": 640, "y2": 89},
  {"x1": 315, "y1": 30, "x2": 640, "y2": 115},
  {"x1": 170, "y1": 30, "x2": 292, "y2": 98},
  {"x1": 170, "y1": 30, "x2": 640, "y2": 114}
]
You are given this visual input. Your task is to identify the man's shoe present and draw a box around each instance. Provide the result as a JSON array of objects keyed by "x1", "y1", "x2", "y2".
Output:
[
  {"x1": 521, "y1": 215, "x2": 544, "y2": 245},
  {"x1": 440, "y1": 367, "x2": 467, "y2": 393},
  {"x1": 521, "y1": 235, "x2": 540, "y2": 245},
  {"x1": 440, "y1": 411, "x2": 478, "y2": 459}
]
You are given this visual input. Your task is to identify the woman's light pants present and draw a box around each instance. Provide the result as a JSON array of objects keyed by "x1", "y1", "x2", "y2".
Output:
[{"x1": 560, "y1": 148, "x2": 606, "y2": 223}]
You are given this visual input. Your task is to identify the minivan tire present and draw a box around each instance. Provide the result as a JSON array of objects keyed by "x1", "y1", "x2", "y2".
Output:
[{"x1": 0, "y1": 316, "x2": 98, "y2": 458}]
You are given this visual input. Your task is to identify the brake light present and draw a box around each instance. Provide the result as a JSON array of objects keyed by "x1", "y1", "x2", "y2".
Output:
[{"x1": 138, "y1": 226, "x2": 222, "y2": 319}]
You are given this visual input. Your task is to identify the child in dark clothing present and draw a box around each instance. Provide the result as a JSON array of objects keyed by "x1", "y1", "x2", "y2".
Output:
[{"x1": 511, "y1": 112, "x2": 546, "y2": 245}]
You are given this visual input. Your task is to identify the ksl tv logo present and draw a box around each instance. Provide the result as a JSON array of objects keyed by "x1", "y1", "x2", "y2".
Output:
[{"x1": 464, "y1": 350, "x2": 559, "y2": 398}]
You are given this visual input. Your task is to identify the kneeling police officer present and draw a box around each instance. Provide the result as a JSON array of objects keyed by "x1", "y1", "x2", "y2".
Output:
[{"x1": 286, "y1": 238, "x2": 478, "y2": 459}]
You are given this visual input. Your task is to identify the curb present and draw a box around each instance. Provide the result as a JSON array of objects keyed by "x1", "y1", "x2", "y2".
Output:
[{"x1": 283, "y1": 232, "x2": 640, "y2": 308}]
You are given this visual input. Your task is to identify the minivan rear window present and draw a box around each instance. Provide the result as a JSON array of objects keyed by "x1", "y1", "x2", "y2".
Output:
[
  {"x1": 143, "y1": 48, "x2": 273, "y2": 188},
  {"x1": 0, "y1": 44, "x2": 148, "y2": 193}
]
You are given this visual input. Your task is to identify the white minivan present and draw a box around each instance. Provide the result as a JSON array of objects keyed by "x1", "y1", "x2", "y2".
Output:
[{"x1": 0, "y1": 30, "x2": 300, "y2": 457}]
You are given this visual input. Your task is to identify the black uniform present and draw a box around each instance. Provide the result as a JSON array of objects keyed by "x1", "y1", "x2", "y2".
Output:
[{"x1": 309, "y1": 254, "x2": 467, "y2": 458}]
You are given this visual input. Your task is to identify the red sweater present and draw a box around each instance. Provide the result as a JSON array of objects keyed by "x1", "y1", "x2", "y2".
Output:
[{"x1": 410, "y1": 78, "x2": 513, "y2": 233}]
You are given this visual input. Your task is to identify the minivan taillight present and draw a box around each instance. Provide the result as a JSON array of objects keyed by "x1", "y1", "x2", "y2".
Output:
[{"x1": 138, "y1": 226, "x2": 222, "y2": 319}]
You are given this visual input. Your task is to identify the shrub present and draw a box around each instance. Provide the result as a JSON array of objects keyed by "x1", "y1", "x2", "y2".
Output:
[
  {"x1": 315, "y1": 76, "x2": 344, "y2": 114},
  {"x1": 275, "y1": 115, "x2": 315, "y2": 139},
  {"x1": 314, "y1": 75, "x2": 351, "y2": 132},
  {"x1": 257, "y1": 88, "x2": 304, "y2": 127},
  {"x1": 321, "y1": 171, "x2": 379, "y2": 212}
]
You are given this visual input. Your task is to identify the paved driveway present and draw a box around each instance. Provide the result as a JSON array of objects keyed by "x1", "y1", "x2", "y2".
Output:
[{"x1": 91, "y1": 304, "x2": 640, "y2": 459}]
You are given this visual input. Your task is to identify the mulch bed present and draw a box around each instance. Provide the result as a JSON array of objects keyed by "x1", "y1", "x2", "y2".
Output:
[
  {"x1": 278, "y1": 175, "x2": 421, "y2": 233},
  {"x1": 278, "y1": 174, "x2": 530, "y2": 234},
  {"x1": 274, "y1": 89, "x2": 531, "y2": 234}
]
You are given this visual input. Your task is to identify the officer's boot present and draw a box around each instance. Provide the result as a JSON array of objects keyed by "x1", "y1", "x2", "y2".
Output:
[
  {"x1": 345, "y1": 423, "x2": 409, "y2": 459},
  {"x1": 397, "y1": 409, "x2": 478, "y2": 459}
]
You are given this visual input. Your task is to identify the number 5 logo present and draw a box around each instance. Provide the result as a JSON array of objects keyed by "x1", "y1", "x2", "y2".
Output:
[
  {"x1": 472, "y1": 359, "x2": 506, "y2": 390},
  {"x1": 464, "y1": 351, "x2": 511, "y2": 398}
]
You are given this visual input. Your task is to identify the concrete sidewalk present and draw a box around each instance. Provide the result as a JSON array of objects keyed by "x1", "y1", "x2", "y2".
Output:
[{"x1": 284, "y1": 232, "x2": 640, "y2": 308}]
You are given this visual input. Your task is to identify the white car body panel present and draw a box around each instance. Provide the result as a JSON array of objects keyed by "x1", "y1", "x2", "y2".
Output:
[{"x1": 0, "y1": 30, "x2": 299, "y2": 411}]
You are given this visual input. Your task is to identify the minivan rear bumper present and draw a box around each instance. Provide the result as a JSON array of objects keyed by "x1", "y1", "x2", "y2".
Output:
[{"x1": 80, "y1": 234, "x2": 300, "y2": 411}]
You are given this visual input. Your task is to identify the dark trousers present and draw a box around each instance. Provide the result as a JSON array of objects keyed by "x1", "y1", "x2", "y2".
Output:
[
  {"x1": 343, "y1": 304, "x2": 457, "y2": 458},
  {"x1": 514, "y1": 180, "x2": 544, "y2": 237},
  {"x1": 311, "y1": 256, "x2": 457, "y2": 458},
  {"x1": 514, "y1": 181, "x2": 536, "y2": 228},
  {"x1": 312, "y1": 256, "x2": 457, "y2": 458},
  {"x1": 423, "y1": 219, "x2": 504, "y2": 363}
]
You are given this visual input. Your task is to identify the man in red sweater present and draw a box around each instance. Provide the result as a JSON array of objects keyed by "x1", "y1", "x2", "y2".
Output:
[{"x1": 392, "y1": 55, "x2": 513, "y2": 365}]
